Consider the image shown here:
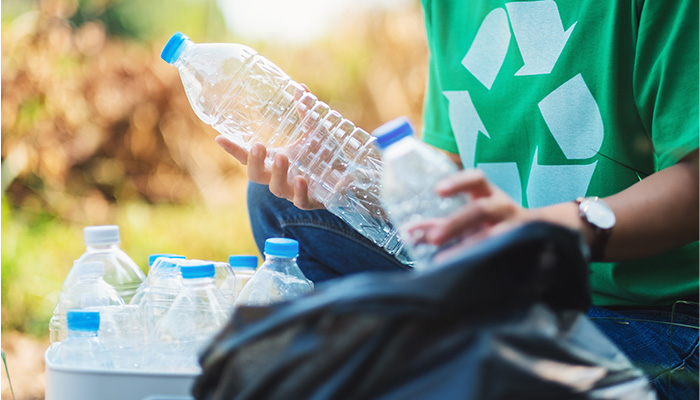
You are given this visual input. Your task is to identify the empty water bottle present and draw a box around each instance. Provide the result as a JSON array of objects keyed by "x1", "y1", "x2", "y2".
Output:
[
  {"x1": 374, "y1": 117, "x2": 467, "y2": 269},
  {"x1": 62, "y1": 225, "x2": 145, "y2": 303},
  {"x1": 134, "y1": 258, "x2": 186, "y2": 335},
  {"x1": 130, "y1": 254, "x2": 186, "y2": 307},
  {"x1": 151, "y1": 262, "x2": 230, "y2": 372},
  {"x1": 146, "y1": 254, "x2": 187, "y2": 284},
  {"x1": 183, "y1": 258, "x2": 238, "y2": 309},
  {"x1": 235, "y1": 238, "x2": 313, "y2": 306},
  {"x1": 214, "y1": 261, "x2": 237, "y2": 308},
  {"x1": 99, "y1": 304, "x2": 145, "y2": 370},
  {"x1": 49, "y1": 261, "x2": 125, "y2": 343},
  {"x1": 161, "y1": 32, "x2": 409, "y2": 263},
  {"x1": 228, "y1": 255, "x2": 258, "y2": 298},
  {"x1": 49, "y1": 310, "x2": 114, "y2": 369}
]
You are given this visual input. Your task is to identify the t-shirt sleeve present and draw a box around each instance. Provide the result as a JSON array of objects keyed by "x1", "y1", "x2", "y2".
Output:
[
  {"x1": 420, "y1": 0, "x2": 460, "y2": 154},
  {"x1": 421, "y1": 54, "x2": 460, "y2": 154},
  {"x1": 634, "y1": 0, "x2": 699, "y2": 170}
]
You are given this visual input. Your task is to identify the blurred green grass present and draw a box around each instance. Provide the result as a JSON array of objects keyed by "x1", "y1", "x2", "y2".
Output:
[{"x1": 1, "y1": 192, "x2": 258, "y2": 338}]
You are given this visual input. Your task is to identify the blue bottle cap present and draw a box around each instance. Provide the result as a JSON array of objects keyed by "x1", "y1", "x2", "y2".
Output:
[
  {"x1": 228, "y1": 255, "x2": 259, "y2": 269},
  {"x1": 372, "y1": 117, "x2": 415, "y2": 150},
  {"x1": 148, "y1": 254, "x2": 184, "y2": 267},
  {"x1": 264, "y1": 238, "x2": 299, "y2": 258},
  {"x1": 67, "y1": 310, "x2": 100, "y2": 332},
  {"x1": 161, "y1": 32, "x2": 189, "y2": 65},
  {"x1": 180, "y1": 263, "x2": 215, "y2": 279}
]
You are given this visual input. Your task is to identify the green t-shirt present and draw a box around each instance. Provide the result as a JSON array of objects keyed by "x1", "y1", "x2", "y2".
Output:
[{"x1": 421, "y1": 0, "x2": 699, "y2": 306}]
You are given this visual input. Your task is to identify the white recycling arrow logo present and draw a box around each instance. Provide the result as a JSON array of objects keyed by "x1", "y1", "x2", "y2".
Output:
[
  {"x1": 506, "y1": 1, "x2": 576, "y2": 76},
  {"x1": 443, "y1": 0, "x2": 602, "y2": 207},
  {"x1": 538, "y1": 74, "x2": 604, "y2": 160},
  {"x1": 443, "y1": 90, "x2": 489, "y2": 170},
  {"x1": 462, "y1": 8, "x2": 511, "y2": 90}
]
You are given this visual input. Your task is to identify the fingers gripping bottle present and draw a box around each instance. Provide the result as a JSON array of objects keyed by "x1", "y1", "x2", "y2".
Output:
[
  {"x1": 235, "y1": 238, "x2": 313, "y2": 307},
  {"x1": 161, "y1": 32, "x2": 409, "y2": 264},
  {"x1": 374, "y1": 117, "x2": 467, "y2": 270}
]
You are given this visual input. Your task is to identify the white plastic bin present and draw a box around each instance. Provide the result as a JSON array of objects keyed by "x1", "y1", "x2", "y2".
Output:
[{"x1": 45, "y1": 349, "x2": 198, "y2": 400}]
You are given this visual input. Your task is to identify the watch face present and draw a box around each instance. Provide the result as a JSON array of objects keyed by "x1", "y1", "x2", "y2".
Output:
[{"x1": 582, "y1": 199, "x2": 616, "y2": 230}]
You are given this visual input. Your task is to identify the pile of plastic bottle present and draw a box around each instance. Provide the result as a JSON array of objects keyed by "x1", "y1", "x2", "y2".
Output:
[
  {"x1": 46, "y1": 225, "x2": 313, "y2": 373},
  {"x1": 47, "y1": 31, "x2": 467, "y2": 375}
]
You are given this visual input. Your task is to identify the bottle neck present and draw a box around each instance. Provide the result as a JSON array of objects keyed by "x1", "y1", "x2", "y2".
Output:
[
  {"x1": 172, "y1": 40, "x2": 194, "y2": 67},
  {"x1": 264, "y1": 254, "x2": 297, "y2": 263},
  {"x1": 86, "y1": 243, "x2": 119, "y2": 252},
  {"x1": 67, "y1": 330, "x2": 98, "y2": 338},
  {"x1": 182, "y1": 276, "x2": 216, "y2": 288},
  {"x1": 262, "y1": 255, "x2": 299, "y2": 273}
]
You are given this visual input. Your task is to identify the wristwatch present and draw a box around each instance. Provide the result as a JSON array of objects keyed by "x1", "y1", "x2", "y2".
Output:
[{"x1": 576, "y1": 196, "x2": 615, "y2": 261}]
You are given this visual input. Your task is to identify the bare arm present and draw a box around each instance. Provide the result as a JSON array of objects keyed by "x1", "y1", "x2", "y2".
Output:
[
  {"x1": 423, "y1": 150, "x2": 699, "y2": 262},
  {"x1": 532, "y1": 150, "x2": 699, "y2": 261}
]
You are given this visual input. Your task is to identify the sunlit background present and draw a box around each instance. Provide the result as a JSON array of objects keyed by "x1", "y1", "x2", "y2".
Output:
[{"x1": 1, "y1": 0, "x2": 427, "y2": 398}]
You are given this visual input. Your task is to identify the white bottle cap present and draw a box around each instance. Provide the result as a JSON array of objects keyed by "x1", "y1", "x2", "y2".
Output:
[{"x1": 84, "y1": 225, "x2": 120, "y2": 245}]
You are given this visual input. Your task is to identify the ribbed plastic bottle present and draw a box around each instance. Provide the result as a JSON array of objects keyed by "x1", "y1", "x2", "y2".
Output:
[
  {"x1": 214, "y1": 261, "x2": 237, "y2": 308},
  {"x1": 374, "y1": 117, "x2": 467, "y2": 270},
  {"x1": 62, "y1": 225, "x2": 145, "y2": 303},
  {"x1": 151, "y1": 263, "x2": 230, "y2": 372},
  {"x1": 235, "y1": 238, "x2": 313, "y2": 307},
  {"x1": 146, "y1": 254, "x2": 187, "y2": 284},
  {"x1": 161, "y1": 32, "x2": 408, "y2": 263},
  {"x1": 49, "y1": 310, "x2": 114, "y2": 369},
  {"x1": 98, "y1": 303, "x2": 145, "y2": 370},
  {"x1": 134, "y1": 258, "x2": 186, "y2": 335},
  {"x1": 129, "y1": 253, "x2": 185, "y2": 306},
  {"x1": 49, "y1": 261, "x2": 125, "y2": 343},
  {"x1": 228, "y1": 255, "x2": 258, "y2": 298}
]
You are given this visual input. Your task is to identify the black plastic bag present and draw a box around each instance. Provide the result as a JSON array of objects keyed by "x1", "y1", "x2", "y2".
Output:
[{"x1": 193, "y1": 222, "x2": 655, "y2": 399}]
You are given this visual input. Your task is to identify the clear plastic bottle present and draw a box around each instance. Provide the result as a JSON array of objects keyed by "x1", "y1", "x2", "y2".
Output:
[
  {"x1": 228, "y1": 255, "x2": 258, "y2": 298},
  {"x1": 49, "y1": 261, "x2": 125, "y2": 343},
  {"x1": 214, "y1": 261, "x2": 237, "y2": 308},
  {"x1": 161, "y1": 32, "x2": 408, "y2": 263},
  {"x1": 62, "y1": 225, "x2": 145, "y2": 303},
  {"x1": 146, "y1": 255, "x2": 187, "y2": 285},
  {"x1": 134, "y1": 258, "x2": 186, "y2": 335},
  {"x1": 49, "y1": 310, "x2": 114, "y2": 369},
  {"x1": 183, "y1": 259, "x2": 238, "y2": 310},
  {"x1": 151, "y1": 262, "x2": 230, "y2": 372},
  {"x1": 235, "y1": 238, "x2": 313, "y2": 307},
  {"x1": 374, "y1": 117, "x2": 467, "y2": 270},
  {"x1": 99, "y1": 303, "x2": 145, "y2": 370},
  {"x1": 130, "y1": 254, "x2": 185, "y2": 307}
]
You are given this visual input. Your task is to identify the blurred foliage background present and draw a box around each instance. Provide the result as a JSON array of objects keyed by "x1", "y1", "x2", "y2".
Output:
[{"x1": 1, "y1": 0, "x2": 426, "y2": 395}]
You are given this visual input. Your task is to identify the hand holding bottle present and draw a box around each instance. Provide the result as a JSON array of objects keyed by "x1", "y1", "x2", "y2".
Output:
[
  {"x1": 162, "y1": 32, "x2": 409, "y2": 261},
  {"x1": 215, "y1": 137, "x2": 324, "y2": 210}
]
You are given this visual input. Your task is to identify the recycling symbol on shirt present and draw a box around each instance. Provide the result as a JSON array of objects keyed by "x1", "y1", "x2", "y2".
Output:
[{"x1": 443, "y1": 0, "x2": 603, "y2": 208}]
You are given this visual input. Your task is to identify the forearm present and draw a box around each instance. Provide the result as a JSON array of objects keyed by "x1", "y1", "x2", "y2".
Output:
[{"x1": 531, "y1": 151, "x2": 699, "y2": 261}]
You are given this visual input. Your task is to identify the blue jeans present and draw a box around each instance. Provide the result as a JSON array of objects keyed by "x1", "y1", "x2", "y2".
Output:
[
  {"x1": 588, "y1": 303, "x2": 699, "y2": 400},
  {"x1": 247, "y1": 182, "x2": 410, "y2": 282},
  {"x1": 247, "y1": 182, "x2": 699, "y2": 398}
]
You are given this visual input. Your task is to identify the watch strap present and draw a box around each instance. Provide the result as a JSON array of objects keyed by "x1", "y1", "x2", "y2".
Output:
[{"x1": 576, "y1": 197, "x2": 613, "y2": 262}]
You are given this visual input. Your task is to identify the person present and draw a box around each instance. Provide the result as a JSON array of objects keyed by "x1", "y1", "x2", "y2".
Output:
[{"x1": 215, "y1": 0, "x2": 699, "y2": 398}]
